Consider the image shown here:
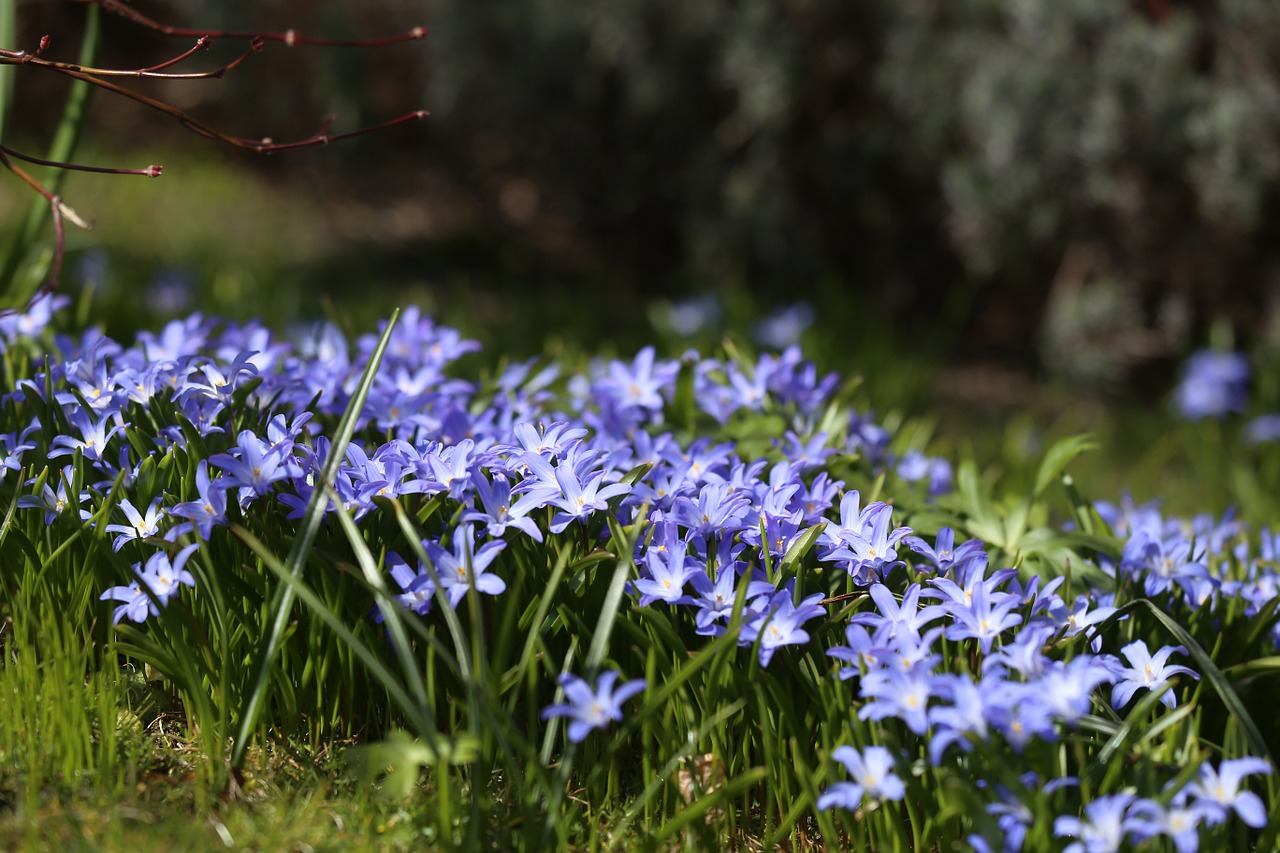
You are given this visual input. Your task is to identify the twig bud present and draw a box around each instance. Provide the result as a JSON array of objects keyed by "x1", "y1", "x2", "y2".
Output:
[{"x1": 56, "y1": 200, "x2": 92, "y2": 230}]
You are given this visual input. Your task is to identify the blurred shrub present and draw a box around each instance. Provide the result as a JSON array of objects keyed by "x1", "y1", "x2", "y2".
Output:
[
  {"x1": 13, "y1": 1, "x2": 1280, "y2": 387},
  {"x1": 318, "y1": 0, "x2": 1280, "y2": 382},
  {"x1": 420, "y1": 0, "x2": 935, "y2": 299},
  {"x1": 880, "y1": 0, "x2": 1280, "y2": 381}
]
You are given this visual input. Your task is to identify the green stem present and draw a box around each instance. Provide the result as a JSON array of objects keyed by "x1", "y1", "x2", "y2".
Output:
[
  {"x1": 0, "y1": 0, "x2": 15, "y2": 142},
  {"x1": 0, "y1": 3, "x2": 100, "y2": 303}
]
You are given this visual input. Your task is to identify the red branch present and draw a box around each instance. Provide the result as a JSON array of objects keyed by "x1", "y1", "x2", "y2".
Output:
[
  {"x1": 0, "y1": 3, "x2": 429, "y2": 309},
  {"x1": 0, "y1": 148, "x2": 84, "y2": 298},
  {"x1": 89, "y1": 0, "x2": 428, "y2": 48},
  {"x1": 0, "y1": 37, "x2": 262, "y2": 80},
  {"x1": 12, "y1": 50, "x2": 430, "y2": 153},
  {"x1": 0, "y1": 143, "x2": 162, "y2": 178}
]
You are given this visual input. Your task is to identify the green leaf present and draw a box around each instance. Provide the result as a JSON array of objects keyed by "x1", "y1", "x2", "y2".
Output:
[
  {"x1": 955, "y1": 460, "x2": 1002, "y2": 542},
  {"x1": 668, "y1": 354, "x2": 697, "y2": 433},
  {"x1": 1130, "y1": 598, "x2": 1274, "y2": 766},
  {"x1": 347, "y1": 729, "x2": 480, "y2": 799},
  {"x1": 605, "y1": 699, "x2": 748, "y2": 852},
  {"x1": 133, "y1": 455, "x2": 159, "y2": 507},
  {"x1": 1223, "y1": 656, "x2": 1280, "y2": 684},
  {"x1": 620, "y1": 461, "x2": 654, "y2": 487},
  {"x1": 1031, "y1": 434, "x2": 1096, "y2": 500},
  {"x1": 1242, "y1": 595, "x2": 1280, "y2": 651},
  {"x1": 232, "y1": 524, "x2": 433, "y2": 736},
  {"x1": 777, "y1": 521, "x2": 825, "y2": 579},
  {"x1": 1003, "y1": 500, "x2": 1030, "y2": 553},
  {"x1": 1096, "y1": 684, "x2": 1173, "y2": 769},
  {"x1": 1061, "y1": 473, "x2": 1101, "y2": 536}
]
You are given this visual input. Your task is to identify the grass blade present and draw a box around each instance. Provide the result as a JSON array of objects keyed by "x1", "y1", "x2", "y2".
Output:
[
  {"x1": 584, "y1": 510, "x2": 645, "y2": 674},
  {"x1": 231, "y1": 308, "x2": 400, "y2": 769},
  {"x1": 605, "y1": 699, "x2": 748, "y2": 851},
  {"x1": 1131, "y1": 597, "x2": 1273, "y2": 765},
  {"x1": 231, "y1": 524, "x2": 434, "y2": 737},
  {"x1": 653, "y1": 767, "x2": 767, "y2": 842},
  {"x1": 328, "y1": 488, "x2": 434, "y2": 729}
]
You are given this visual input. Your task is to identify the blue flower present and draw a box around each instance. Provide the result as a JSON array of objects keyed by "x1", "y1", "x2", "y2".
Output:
[
  {"x1": 1129, "y1": 799, "x2": 1218, "y2": 853},
  {"x1": 1038, "y1": 656, "x2": 1116, "y2": 725},
  {"x1": 48, "y1": 407, "x2": 126, "y2": 465},
  {"x1": 461, "y1": 470, "x2": 549, "y2": 542},
  {"x1": 634, "y1": 536, "x2": 700, "y2": 606},
  {"x1": 422, "y1": 438, "x2": 482, "y2": 502},
  {"x1": 816, "y1": 745, "x2": 905, "y2": 811},
  {"x1": 167, "y1": 461, "x2": 230, "y2": 540},
  {"x1": 210, "y1": 429, "x2": 305, "y2": 509},
  {"x1": 686, "y1": 564, "x2": 773, "y2": 636},
  {"x1": 1054, "y1": 792, "x2": 1159, "y2": 853},
  {"x1": 17, "y1": 466, "x2": 91, "y2": 524},
  {"x1": 1174, "y1": 350, "x2": 1248, "y2": 420},
  {"x1": 857, "y1": 667, "x2": 937, "y2": 735},
  {"x1": 1119, "y1": 530, "x2": 1210, "y2": 597},
  {"x1": 382, "y1": 551, "x2": 435, "y2": 617},
  {"x1": 1110, "y1": 640, "x2": 1198, "y2": 710},
  {"x1": 739, "y1": 587, "x2": 825, "y2": 667},
  {"x1": 423, "y1": 524, "x2": 507, "y2": 609},
  {"x1": 940, "y1": 579, "x2": 1023, "y2": 655},
  {"x1": 100, "y1": 545, "x2": 198, "y2": 624},
  {"x1": 596, "y1": 346, "x2": 673, "y2": 416},
  {"x1": 105, "y1": 497, "x2": 166, "y2": 551},
  {"x1": 819, "y1": 499, "x2": 911, "y2": 583},
  {"x1": 848, "y1": 583, "x2": 945, "y2": 642},
  {"x1": 896, "y1": 450, "x2": 931, "y2": 483},
  {"x1": 753, "y1": 303, "x2": 814, "y2": 350},
  {"x1": 926, "y1": 674, "x2": 991, "y2": 764},
  {"x1": 540, "y1": 671, "x2": 646, "y2": 743},
  {"x1": 985, "y1": 683, "x2": 1057, "y2": 752},
  {"x1": 670, "y1": 481, "x2": 751, "y2": 544},
  {"x1": 506, "y1": 421, "x2": 588, "y2": 461},
  {"x1": 662, "y1": 293, "x2": 721, "y2": 337},
  {"x1": 546, "y1": 462, "x2": 631, "y2": 534},
  {"x1": 1182, "y1": 756, "x2": 1273, "y2": 828},
  {"x1": 0, "y1": 428, "x2": 37, "y2": 485},
  {"x1": 1245, "y1": 413, "x2": 1280, "y2": 444},
  {"x1": 1058, "y1": 594, "x2": 1119, "y2": 652},
  {"x1": 0, "y1": 293, "x2": 68, "y2": 345},
  {"x1": 826, "y1": 623, "x2": 890, "y2": 680}
]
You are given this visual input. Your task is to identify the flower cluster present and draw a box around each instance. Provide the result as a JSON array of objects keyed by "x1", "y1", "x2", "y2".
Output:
[
  {"x1": 1050, "y1": 758, "x2": 1272, "y2": 853},
  {"x1": 1, "y1": 294, "x2": 1274, "y2": 847}
]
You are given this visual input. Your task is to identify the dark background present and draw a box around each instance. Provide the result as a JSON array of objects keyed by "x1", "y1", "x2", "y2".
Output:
[{"x1": 6, "y1": 0, "x2": 1280, "y2": 400}]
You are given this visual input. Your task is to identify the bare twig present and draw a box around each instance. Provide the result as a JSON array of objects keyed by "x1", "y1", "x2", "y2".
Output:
[
  {"x1": 0, "y1": 3, "x2": 428, "y2": 308},
  {"x1": 0, "y1": 35, "x2": 261, "y2": 80},
  {"x1": 0, "y1": 143, "x2": 162, "y2": 177},
  {"x1": 89, "y1": 0, "x2": 428, "y2": 48},
  {"x1": 0, "y1": 147, "x2": 89, "y2": 298}
]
